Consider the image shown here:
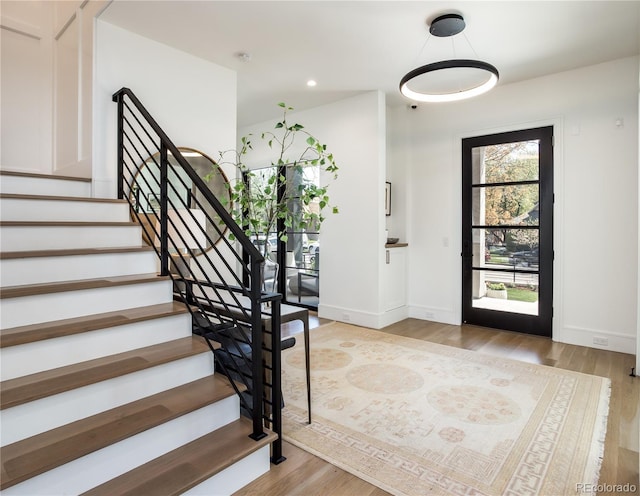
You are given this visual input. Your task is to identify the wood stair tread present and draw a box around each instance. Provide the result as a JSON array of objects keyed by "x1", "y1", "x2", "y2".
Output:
[
  {"x1": 0, "y1": 170, "x2": 92, "y2": 182},
  {"x1": 0, "y1": 273, "x2": 168, "y2": 299},
  {"x1": 0, "y1": 220, "x2": 136, "y2": 227},
  {"x1": 0, "y1": 193, "x2": 126, "y2": 203},
  {"x1": 0, "y1": 375, "x2": 240, "y2": 491},
  {"x1": 0, "y1": 336, "x2": 213, "y2": 409},
  {"x1": 81, "y1": 417, "x2": 277, "y2": 496},
  {"x1": 0, "y1": 302, "x2": 190, "y2": 348},
  {"x1": 0, "y1": 246, "x2": 153, "y2": 260}
]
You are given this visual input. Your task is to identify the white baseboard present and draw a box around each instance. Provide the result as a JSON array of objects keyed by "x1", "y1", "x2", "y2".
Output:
[
  {"x1": 318, "y1": 304, "x2": 409, "y2": 329},
  {"x1": 377, "y1": 306, "x2": 409, "y2": 328},
  {"x1": 554, "y1": 325, "x2": 636, "y2": 355},
  {"x1": 318, "y1": 304, "x2": 380, "y2": 328},
  {"x1": 408, "y1": 304, "x2": 459, "y2": 326}
]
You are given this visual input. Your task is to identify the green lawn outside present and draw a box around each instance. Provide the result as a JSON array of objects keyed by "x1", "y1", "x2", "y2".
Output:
[{"x1": 507, "y1": 287, "x2": 538, "y2": 302}]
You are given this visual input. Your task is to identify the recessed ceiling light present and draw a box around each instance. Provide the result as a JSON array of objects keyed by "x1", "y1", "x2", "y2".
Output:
[{"x1": 306, "y1": 80, "x2": 317, "y2": 87}]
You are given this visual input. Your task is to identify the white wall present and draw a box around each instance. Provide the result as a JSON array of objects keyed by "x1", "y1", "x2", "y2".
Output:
[
  {"x1": 394, "y1": 56, "x2": 639, "y2": 355},
  {"x1": 1, "y1": 0, "x2": 109, "y2": 179},
  {"x1": 1, "y1": 1, "x2": 54, "y2": 175},
  {"x1": 239, "y1": 92, "x2": 388, "y2": 327},
  {"x1": 637, "y1": 61, "x2": 640, "y2": 373},
  {"x1": 94, "y1": 20, "x2": 237, "y2": 198}
]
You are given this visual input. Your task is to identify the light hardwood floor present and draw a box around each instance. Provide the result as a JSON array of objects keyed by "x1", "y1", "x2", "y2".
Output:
[{"x1": 234, "y1": 317, "x2": 639, "y2": 496}]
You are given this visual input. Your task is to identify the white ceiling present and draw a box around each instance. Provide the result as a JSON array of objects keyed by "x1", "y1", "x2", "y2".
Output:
[{"x1": 101, "y1": 1, "x2": 640, "y2": 127}]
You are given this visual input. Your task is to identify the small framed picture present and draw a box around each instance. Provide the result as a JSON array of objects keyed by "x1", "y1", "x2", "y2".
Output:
[
  {"x1": 147, "y1": 193, "x2": 160, "y2": 212},
  {"x1": 385, "y1": 182, "x2": 391, "y2": 216}
]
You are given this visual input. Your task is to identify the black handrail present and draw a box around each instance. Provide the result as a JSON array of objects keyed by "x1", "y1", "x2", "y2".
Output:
[{"x1": 112, "y1": 87, "x2": 285, "y2": 463}]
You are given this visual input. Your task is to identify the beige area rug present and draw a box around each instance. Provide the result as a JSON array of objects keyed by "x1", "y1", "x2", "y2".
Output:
[{"x1": 281, "y1": 322, "x2": 611, "y2": 496}]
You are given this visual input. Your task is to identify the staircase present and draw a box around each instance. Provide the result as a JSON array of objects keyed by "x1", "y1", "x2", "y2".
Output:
[{"x1": 0, "y1": 171, "x2": 276, "y2": 495}]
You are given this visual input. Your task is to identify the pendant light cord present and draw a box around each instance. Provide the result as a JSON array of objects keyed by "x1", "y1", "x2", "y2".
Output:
[
  {"x1": 461, "y1": 31, "x2": 480, "y2": 58},
  {"x1": 411, "y1": 33, "x2": 433, "y2": 67}
]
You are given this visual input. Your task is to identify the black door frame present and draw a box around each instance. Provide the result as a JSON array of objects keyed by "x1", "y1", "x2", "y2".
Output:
[{"x1": 462, "y1": 126, "x2": 554, "y2": 337}]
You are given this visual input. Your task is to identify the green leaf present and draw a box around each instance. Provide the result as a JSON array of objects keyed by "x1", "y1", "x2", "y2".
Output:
[
  {"x1": 278, "y1": 102, "x2": 286, "y2": 108},
  {"x1": 332, "y1": 206, "x2": 339, "y2": 214},
  {"x1": 306, "y1": 136, "x2": 315, "y2": 146},
  {"x1": 275, "y1": 122, "x2": 284, "y2": 128}
]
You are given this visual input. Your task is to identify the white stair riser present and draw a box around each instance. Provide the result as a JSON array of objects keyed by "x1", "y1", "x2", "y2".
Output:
[
  {"x1": 1, "y1": 351, "x2": 215, "y2": 446},
  {"x1": 1, "y1": 280, "x2": 173, "y2": 328},
  {"x1": 2, "y1": 397, "x2": 240, "y2": 496},
  {"x1": 0, "y1": 251, "x2": 158, "y2": 287},
  {"x1": 0, "y1": 175, "x2": 92, "y2": 197},
  {"x1": 184, "y1": 446, "x2": 271, "y2": 495},
  {"x1": 0, "y1": 198, "x2": 130, "y2": 222},
  {"x1": 1, "y1": 225, "x2": 143, "y2": 251},
  {"x1": 1, "y1": 314, "x2": 192, "y2": 380}
]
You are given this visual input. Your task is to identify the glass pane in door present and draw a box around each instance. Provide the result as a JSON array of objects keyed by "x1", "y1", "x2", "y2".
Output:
[
  {"x1": 472, "y1": 140, "x2": 540, "y2": 182},
  {"x1": 472, "y1": 184, "x2": 539, "y2": 226},
  {"x1": 471, "y1": 269, "x2": 539, "y2": 315},
  {"x1": 476, "y1": 228, "x2": 539, "y2": 272}
]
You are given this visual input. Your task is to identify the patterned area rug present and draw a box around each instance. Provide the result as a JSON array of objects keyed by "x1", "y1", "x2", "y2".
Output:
[{"x1": 281, "y1": 322, "x2": 610, "y2": 496}]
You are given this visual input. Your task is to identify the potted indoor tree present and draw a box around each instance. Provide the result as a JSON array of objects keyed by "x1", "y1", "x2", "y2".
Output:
[{"x1": 208, "y1": 103, "x2": 339, "y2": 290}]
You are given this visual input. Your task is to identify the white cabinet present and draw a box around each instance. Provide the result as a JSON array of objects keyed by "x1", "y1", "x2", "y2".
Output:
[{"x1": 383, "y1": 245, "x2": 407, "y2": 311}]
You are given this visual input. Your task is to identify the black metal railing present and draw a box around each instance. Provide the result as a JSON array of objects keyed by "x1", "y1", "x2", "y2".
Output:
[{"x1": 112, "y1": 87, "x2": 285, "y2": 463}]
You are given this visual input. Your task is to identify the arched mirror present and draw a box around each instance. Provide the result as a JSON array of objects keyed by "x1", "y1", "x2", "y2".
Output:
[{"x1": 130, "y1": 147, "x2": 231, "y2": 254}]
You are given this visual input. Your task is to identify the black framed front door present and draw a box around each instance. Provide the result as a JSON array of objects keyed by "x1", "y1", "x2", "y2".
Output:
[{"x1": 462, "y1": 126, "x2": 553, "y2": 337}]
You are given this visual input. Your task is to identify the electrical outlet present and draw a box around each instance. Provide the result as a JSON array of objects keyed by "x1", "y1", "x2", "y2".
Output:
[{"x1": 593, "y1": 337, "x2": 608, "y2": 346}]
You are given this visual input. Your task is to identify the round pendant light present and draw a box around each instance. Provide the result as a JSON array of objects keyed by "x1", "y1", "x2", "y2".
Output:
[{"x1": 399, "y1": 14, "x2": 499, "y2": 103}]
